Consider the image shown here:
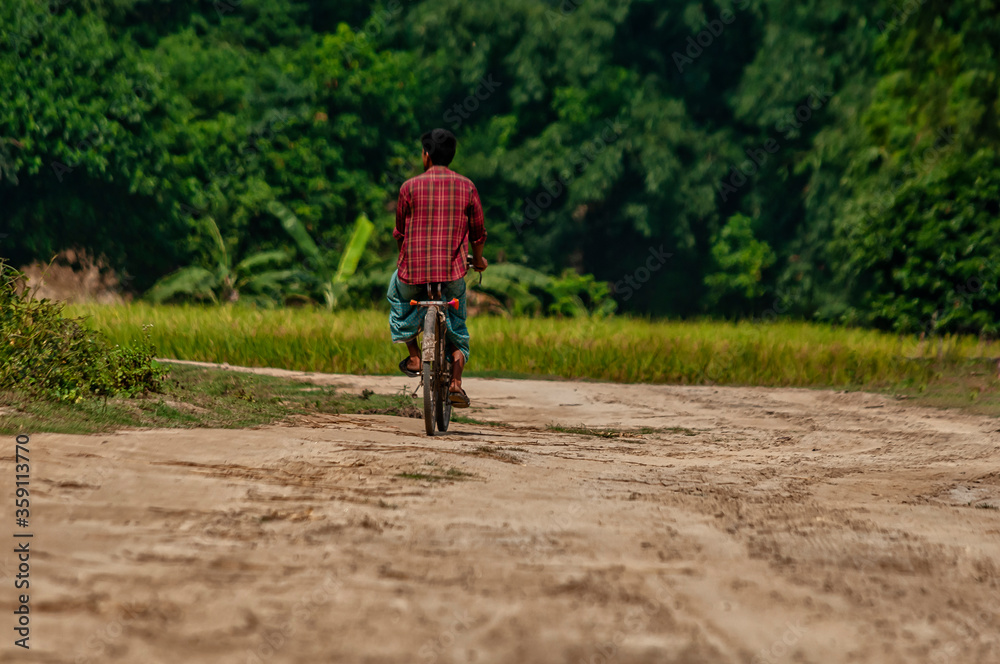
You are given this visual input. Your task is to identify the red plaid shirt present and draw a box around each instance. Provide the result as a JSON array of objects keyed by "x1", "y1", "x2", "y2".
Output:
[{"x1": 394, "y1": 166, "x2": 486, "y2": 284}]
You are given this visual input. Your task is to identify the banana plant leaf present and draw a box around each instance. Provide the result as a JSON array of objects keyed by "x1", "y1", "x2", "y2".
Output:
[
  {"x1": 474, "y1": 263, "x2": 550, "y2": 315},
  {"x1": 146, "y1": 266, "x2": 218, "y2": 304},
  {"x1": 268, "y1": 201, "x2": 325, "y2": 271},
  {"x1": 241, "y1": 269, "x2": 301, "y2": 295},
  {"x1": 326, "y1": 213, "x2": 374, "y2": 309},
  {"x1": 235, "y1": 249, "x2": 292, "y2": 276},
  {"x1": 203, "y1": 217, "x2": 229, "y2": 276},
  {"x1": 333, "y1": 213, "x2": 374, "y2": 285}
]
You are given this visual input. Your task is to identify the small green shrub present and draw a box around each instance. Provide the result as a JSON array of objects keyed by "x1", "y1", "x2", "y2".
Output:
[{"x1": 0, "y1": 261, "x2": 164, "y2": 401}]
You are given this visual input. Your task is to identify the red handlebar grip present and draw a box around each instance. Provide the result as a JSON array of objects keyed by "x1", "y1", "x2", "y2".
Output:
[
  {"x1": 449, "y1": 298, "x2": 460, "y2": 309},
  {"x1": 409, "y1": 299, "x2": 419, "y2": 305}
]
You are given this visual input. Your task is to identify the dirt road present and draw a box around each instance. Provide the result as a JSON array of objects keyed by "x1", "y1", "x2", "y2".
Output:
[{"x1": 5, "y1": 366, "x2": 1000, "y2": 663}]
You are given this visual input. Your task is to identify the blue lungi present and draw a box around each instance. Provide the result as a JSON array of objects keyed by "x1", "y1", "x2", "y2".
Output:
[{"x1": 387, "y1": 270, "x2": 470, "y2": 361}]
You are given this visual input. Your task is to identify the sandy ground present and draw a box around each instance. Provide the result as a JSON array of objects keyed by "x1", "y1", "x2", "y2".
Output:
[{"x1": 3, "y1": 363, "x2": 1000, "y2": 664}]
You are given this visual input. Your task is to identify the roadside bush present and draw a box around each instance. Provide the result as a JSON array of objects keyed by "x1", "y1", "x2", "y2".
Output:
[{"x1": 0, "y1": 261, "x2": 164, "y2": 401}]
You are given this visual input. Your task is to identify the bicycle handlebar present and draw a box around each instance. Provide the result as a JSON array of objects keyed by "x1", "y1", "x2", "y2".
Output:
[
  {"x1": 467, "y1": 254, "x2": 483, "y2": 285},
  {"x1": 409, "y1": 298, "x2": 460, "y2": 309}
]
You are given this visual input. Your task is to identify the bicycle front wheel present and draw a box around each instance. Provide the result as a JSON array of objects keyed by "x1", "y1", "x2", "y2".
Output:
[
  {"x1": 435, "y1": 315, "x2": 452, "y2": 432},
  {"x1": 422, "y1": 309, "x2": 436, "y2": 436}
]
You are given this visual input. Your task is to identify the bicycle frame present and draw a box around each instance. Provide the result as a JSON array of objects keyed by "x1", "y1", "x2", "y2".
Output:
[
  {"x1": 409, "y1": 285, "x2": 460, "y2": 435},
  {"x1": 408, "y1": 296, "x2": 459, "y2": 361}
]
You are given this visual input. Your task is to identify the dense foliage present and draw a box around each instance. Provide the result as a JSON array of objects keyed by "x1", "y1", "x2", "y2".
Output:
[
  {"x1": 0, "y1": 262, "x2": 163, "y2": 400},
  {"x1": 1, "y1": 0, "x2": 997, "y2": 332}
]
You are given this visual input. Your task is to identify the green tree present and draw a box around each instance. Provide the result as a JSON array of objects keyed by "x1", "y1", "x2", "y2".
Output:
[
  {"x1": 704, "y1": 214, "x2": 776, "y2": 310},
  {"x1": 832, "y1": 0, "x2": 1000, "y2": 334}
]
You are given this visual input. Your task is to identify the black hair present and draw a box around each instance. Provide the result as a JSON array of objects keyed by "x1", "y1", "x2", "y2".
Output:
[{"x1": 420, "y1": 128, "x2": 457, "y2": 166}]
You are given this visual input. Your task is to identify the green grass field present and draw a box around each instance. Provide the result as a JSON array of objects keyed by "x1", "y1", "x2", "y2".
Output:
[
  {"x1": 0, "y1": 363, "x2": 420, "y2": 435},
  {"x1": 3, "y1": 303, "x2": 997, "y2": 435},
  {"x1": 70, "y1": 303, "x2": 999, "y2": 391}
]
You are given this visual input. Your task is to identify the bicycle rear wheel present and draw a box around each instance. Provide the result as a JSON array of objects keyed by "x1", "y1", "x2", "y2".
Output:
[{"x1": 422, "y1": 309, "x2": 436, "y2": 436}]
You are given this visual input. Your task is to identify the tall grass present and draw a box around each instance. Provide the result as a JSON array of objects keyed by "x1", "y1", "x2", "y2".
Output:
[{"x1": 69, "y1": 303, "x2": 998, "y2": 388}]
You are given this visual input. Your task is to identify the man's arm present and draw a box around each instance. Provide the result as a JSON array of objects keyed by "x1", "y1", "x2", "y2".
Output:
[{"x1": 468, "y1": 185, "x2": 487, "y2": 271}]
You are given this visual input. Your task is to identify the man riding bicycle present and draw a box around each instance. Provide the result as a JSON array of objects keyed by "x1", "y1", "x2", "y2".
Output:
[{"x1": 388, "y1": 129, "x2": 487, "y2": 408}]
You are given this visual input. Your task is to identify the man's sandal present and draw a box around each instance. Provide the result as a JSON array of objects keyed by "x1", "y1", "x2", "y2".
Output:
[
  {"x1": 448, "y1": 388, "x2": 471, "y2": 408},
  {"x1": 399, "y1": 358, "x2": 421, "y2": 378}
]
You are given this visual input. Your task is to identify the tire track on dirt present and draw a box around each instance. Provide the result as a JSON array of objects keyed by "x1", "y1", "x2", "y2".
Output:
[{"x1": 8, "y1": 368, "x2": 1000, "y2": 663}]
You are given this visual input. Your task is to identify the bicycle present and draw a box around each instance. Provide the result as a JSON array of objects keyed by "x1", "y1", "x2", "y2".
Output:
[
  {"x1": 408, "y1": 257, "x2": 483, "y2": 436},
  {"x1": 409, "y1": 284, "x2": 458, "y2": 436}
]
